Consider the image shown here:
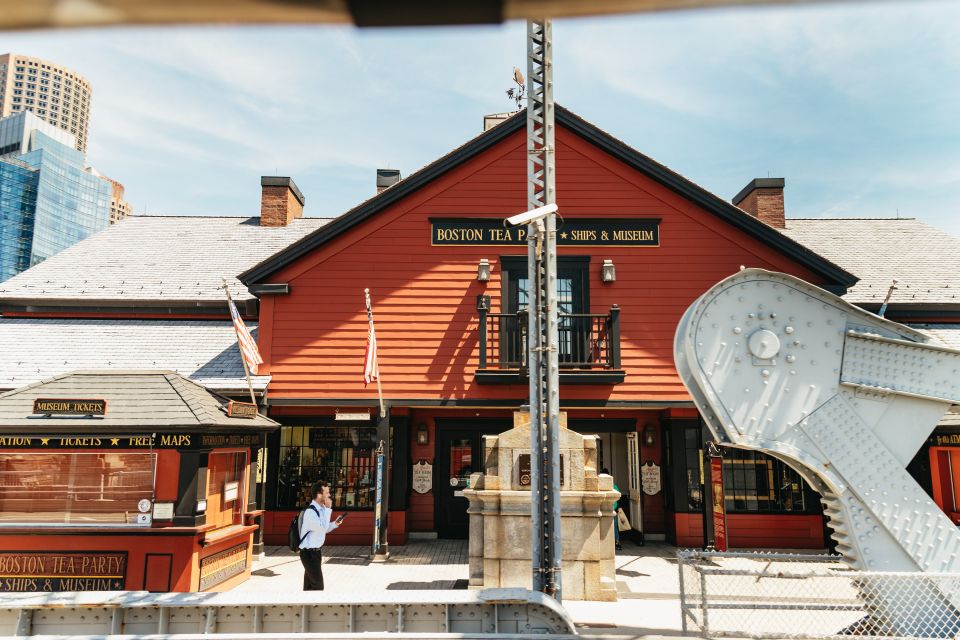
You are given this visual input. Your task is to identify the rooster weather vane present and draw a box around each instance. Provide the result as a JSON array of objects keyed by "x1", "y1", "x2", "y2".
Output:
[{"x1": 506, "y1": 67, "x2": 525, "y2": 109}]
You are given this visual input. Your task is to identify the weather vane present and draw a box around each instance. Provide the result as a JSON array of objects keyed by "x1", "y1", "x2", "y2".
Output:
[{"x1": 506, "y1": 67, "x2": 525, "y2": 109}]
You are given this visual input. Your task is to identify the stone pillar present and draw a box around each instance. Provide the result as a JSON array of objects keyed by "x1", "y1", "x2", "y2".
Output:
[{"x1": 462, "y1": 411, "x2": 620, "y2": 601}]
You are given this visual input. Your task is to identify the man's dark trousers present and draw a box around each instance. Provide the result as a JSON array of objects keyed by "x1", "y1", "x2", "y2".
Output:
[{"x1": 300, "y1": 548, "x2": 324, "y2": 590}]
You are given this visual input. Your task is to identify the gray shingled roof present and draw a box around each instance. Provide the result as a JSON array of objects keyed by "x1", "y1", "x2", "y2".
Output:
[
  {"x1": 0, "y1": 318, "x2": 269, "y2": 392},
  {"x1": 911, "y1": 324, "x2": 960, "y2": 351},
  {"x1": 0, "y1": 370, "x2": 277, "y2": 430},
  {"x1": 781, "y1": 218, "x2": 960, "y2": 306},
  {"x1": 0, "y1": 216, "x2": 330, "y2": 303}
]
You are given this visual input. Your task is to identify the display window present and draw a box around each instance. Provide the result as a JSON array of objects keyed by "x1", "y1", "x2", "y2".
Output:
[
  {"x1": 0, "y1": 452, "x2": 155, "y2": 525},
  {"x1": 277, "y1": 425, "x2": 379, "y2": 509},
  {"x1": 674, "y1": 423, "x2": 816, "y2": 515}
]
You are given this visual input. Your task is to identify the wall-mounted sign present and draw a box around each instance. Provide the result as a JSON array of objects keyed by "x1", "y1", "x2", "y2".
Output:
[
  {"x1": 227, "y1": 401, "x2": 258, "y2": 419},
  {"x1": 431, "y1": 218, "x2": 660, "y2": 247},
  {"x1": 335, "y1": 411, "x2": 372, "y2": 421},
  {"x1": 0, "y1": 433, "x2": 262, "y2": 450},
  {"x1": 32, "y1": 398, "x2": 107, "y2": 416},
  {"x1": 932, "y1": 434, "x2": 960, "y2": 446},
  {"x1": 641, "y1": 461, "x2": 661, "y2": 496},
  {"x1": 518, "y1": 453, "x2": 565, "y2": 487},
  {"x1": 412, "y1": 460, "x2": 433, "y2": 494},
  {"x1": 153, "y1": 502, "x2": 175, "y2": 521},
  {"x1": 199, "y1": 543, "x2": 248, "y2": 591},
  {"x1": 0, "y1": 551, "x2": 126, "y2": 592},
  {"x1": 224, "y1": 481, "x2": 240, "y2": 502}
]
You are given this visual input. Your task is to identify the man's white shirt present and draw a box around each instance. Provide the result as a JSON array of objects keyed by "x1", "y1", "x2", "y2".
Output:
[{"x1": 299, "y1": 500, "x2": 339, "y2": 549}]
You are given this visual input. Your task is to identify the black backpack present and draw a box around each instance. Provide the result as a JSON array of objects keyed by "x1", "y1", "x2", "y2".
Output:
[{"x1": 288, "y1": 504, "x2": 320, "y2": 552}]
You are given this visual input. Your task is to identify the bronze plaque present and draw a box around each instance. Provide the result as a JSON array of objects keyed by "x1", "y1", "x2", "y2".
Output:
[
  {"x1": 518, "y1": 453, "x2": 564, "y2": 487},
  {"x1": 199, "y1": 543, "x2": 248, "y2": 591},
  {"x1": 33, "y1": 398, "x2": 107, "y2": 416}
]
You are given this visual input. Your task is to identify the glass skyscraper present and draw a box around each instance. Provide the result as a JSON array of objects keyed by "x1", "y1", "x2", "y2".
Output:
[{"x1": 0, "y1": 119, "x2": 110, "y2": 282}]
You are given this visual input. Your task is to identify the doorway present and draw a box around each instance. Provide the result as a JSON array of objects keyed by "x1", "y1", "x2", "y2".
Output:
[{"x1": 435, "y1": 420, "x2": 509, "y2": 538}]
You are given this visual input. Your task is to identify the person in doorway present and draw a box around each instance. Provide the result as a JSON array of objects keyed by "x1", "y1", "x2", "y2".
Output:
[
  {"x1": 602, "y1": 468, "x2": 623, "y2": 551},
  {"x1": 299, "y1": 480, "x2": 344, "y2": 590}
]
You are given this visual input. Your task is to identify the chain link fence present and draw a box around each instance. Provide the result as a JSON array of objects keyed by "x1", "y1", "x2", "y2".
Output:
[{"x1": 678, "y1": 550, "x2": 960, "y2": 639}]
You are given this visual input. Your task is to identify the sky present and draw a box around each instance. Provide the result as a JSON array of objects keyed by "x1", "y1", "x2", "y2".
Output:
[{"x1": 4, "y1": 1, "x2": 959, "y2": 235}]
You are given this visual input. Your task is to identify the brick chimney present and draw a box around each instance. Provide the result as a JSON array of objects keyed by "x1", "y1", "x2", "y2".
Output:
[
  {"x1": 260, "y1": 176, "x2": 305, "y2": 227},
  {"x1": 376, "y1": 169, "x2": 401, "y2": 194},
  {"x1": 732, "y1": 178, "x2": 785, "y2": 228}
]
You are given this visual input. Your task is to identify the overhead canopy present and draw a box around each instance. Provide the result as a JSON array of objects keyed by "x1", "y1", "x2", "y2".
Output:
[{"x1": 4, "y1": 0, "x2": 865, "y2": 31}]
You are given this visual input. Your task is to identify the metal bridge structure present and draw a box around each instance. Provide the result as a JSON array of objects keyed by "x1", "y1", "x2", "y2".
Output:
[
  {"x1": 675, "y1": 268, "x2": 960, "y2": 636},
  {"x1": 0, "y1": 589, "x2": 576, "y2": 638}
]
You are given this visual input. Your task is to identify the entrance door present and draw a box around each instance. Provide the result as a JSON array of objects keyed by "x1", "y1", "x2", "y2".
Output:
[{"x1": 435, "y1": 422, "x2": 509, "y2": 538}]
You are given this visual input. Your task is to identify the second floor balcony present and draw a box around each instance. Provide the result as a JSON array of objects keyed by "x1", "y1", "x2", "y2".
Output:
[{"x1": 475, "y1": 296, "x2": 625, "y2": 384}]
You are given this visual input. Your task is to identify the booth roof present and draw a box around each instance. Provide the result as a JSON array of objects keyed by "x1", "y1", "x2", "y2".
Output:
[
  {"x1": 0, "y1": 370, "x2": 277, "y2": 431},
  {"x1": 0, "y1": 318, "x2": 269, "y2": 393}
]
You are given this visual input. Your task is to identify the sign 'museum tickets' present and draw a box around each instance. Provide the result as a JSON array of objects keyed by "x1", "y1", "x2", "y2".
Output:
[{"x1": 431, "y1": 218, "x2": 659, "y2": 246}]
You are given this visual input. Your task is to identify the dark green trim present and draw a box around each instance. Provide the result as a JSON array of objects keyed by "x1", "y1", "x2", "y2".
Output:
[{"x1": 240, "y1": 107, "x2": 857, "y2": 292}]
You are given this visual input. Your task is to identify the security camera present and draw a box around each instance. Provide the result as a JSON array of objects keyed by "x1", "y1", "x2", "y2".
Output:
[{"x1": 504, "y1": 203, "x2": 558, "y2": 228}]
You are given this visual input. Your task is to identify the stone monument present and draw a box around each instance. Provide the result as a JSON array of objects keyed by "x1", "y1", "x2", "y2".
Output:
[{"x1": 462, "y1": 411, "x2": 620, "y2": 601}]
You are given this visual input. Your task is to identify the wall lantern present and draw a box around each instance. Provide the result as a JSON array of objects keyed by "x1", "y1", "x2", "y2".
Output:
[
  {"x1": 477, "y1": 259, "x2": 491, "y2": 282},
  {"x1": 417, "y1": 423, "x2": 429, "y2": 446},
  {"x1": 601, "y1": 259, "x2": 616, "y2": 283},
  {"x1": 643, "y1": 424, "x2": 657, "y2": 447}
]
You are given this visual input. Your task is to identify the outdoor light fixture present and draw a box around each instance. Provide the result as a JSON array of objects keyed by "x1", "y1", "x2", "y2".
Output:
[
  {"x1": 417, "y1": 423, "x2": 429, "y2": 446},
  {"x1": 601, "y1": 259, "x2": 616, "y2": 283},
  {"x1": 477, "y1": 259, "x2": 491, "y2": 282},
  {"x1": 644, "y1": 424, "x2": 657, "y2": 447}
]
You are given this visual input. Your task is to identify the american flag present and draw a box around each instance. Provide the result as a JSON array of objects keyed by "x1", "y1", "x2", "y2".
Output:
[
  {"x1": 363, "y1": 314, "x2": 380, "y2": 386},
  {"x1": 228, "y1": 295, "x2": 263, "y2": 375}
]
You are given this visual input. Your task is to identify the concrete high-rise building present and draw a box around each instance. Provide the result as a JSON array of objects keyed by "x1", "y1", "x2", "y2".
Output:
[
  {"x1": 0, "y1": 53, "x2": 92, "y2": 153},
  {"x1": 0, "y1": 113, "x2": 110, "y2": 281},
  {"x1": 100, "y1": 174, "x2": 133, "y2": 224}
]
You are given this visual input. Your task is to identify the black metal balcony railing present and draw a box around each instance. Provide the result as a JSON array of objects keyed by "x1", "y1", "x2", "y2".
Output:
[{"x1": 476, "y1": 296, "x2": 622, "y2": 377}]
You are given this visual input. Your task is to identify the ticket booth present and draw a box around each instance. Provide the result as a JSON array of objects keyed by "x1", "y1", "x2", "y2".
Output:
[{"x1": 0, "y1": 370, "x2": 277, "y2": 592}]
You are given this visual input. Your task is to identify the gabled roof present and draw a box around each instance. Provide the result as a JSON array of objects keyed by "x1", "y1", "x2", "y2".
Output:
[
  {"x1": 0, "y1": 318, "x2": 269, "y2": 392},
  {"x1": 0, "y1": 370, "x2": 277, "y2": 431},
  {"x1": 781, "y1": 218, "x2": 960, "y2": 308},
  {"x1": 0, "y1": 215, "x2": 330, "y2": 308},
  {"x1": 240, "y1": 106, "x2": 857, "y2": 290}
]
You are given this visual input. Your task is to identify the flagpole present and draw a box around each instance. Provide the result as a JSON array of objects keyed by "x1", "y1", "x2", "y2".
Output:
[
  {"x1": 364, "y1": 288, "x2": 386, "y2": 418},
  {"x1": 223, "y1": 279, "x2": 259, "y2": 409}
]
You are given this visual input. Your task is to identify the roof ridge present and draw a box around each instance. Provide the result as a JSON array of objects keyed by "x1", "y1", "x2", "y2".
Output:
[
  {"x1": 164, "y1": 372, "x2": 209, "y2": 425},
  {"x1": 240, "y1": 106, "x2": 856, "y2": 289}
]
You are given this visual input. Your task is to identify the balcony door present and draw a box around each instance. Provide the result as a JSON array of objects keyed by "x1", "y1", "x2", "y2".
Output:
[{"x1": 501, "y1": 256, "x2": 590, "y2": 365}]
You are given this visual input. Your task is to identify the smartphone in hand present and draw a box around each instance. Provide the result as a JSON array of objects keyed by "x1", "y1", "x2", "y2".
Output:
[{"x1": 335, "y1": 514, "x2": 347, "y2": 525}]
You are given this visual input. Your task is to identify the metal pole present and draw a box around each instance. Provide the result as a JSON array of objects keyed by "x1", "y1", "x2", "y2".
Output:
[{"x1": 526, "y1": 17, "x2": 561, "y2": 601}]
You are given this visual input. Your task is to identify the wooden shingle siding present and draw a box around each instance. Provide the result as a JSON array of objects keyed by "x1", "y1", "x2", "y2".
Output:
[{"x1": 265, "y1": 127, "x2": 826, "y2": 402}]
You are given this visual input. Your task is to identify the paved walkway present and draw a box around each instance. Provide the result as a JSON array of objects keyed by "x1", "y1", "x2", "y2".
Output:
[{"x1": 236, "y1": 538, "x2": 687, "y2": 637}]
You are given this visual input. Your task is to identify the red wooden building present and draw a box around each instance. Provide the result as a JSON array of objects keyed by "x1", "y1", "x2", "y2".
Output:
[
  {"x1": 2, "y1": 106, "x2": 960, "y2": 572},
  {"x1": 240, "y1": 108, "x2": 859, "y2": 549}
]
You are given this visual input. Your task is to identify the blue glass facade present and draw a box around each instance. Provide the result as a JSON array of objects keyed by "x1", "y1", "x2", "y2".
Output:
[
  {"x1": 0, "y1": 159, "x2": 38, "y2": 281},
  {"x1": 0, "y1": 131, "x2": 110, "y2": 281}
]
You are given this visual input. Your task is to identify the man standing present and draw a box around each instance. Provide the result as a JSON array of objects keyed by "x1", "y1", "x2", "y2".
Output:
[{"x1": 299, "y1": 480, "x2": 343, "y2": 590}]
